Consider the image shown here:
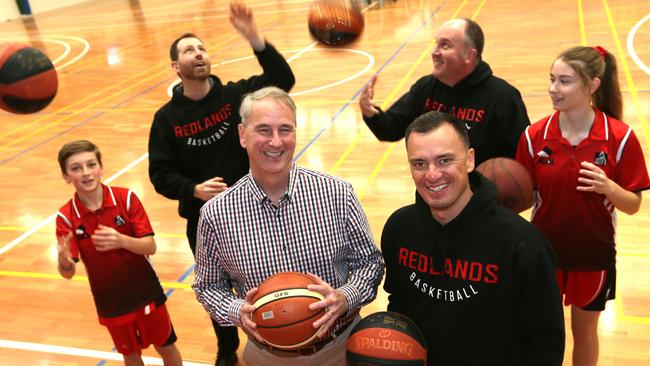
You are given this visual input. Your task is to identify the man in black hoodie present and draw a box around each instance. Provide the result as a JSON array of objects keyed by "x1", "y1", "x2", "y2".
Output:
[
  {"x1": 147, "y1": 3, "x2": 295, "y2": 365},
  {"x1": 359, "y1": 18, "x2": 529, "y2": 166},
  {"x1": 381, "y1": 111, "x2": 564, "y2": 365}
]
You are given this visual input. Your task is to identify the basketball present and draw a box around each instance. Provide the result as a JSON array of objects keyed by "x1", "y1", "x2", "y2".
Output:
[
  {"x1": 475, "y1": 157, "x2": 534, "y2": 213},
  {"x1": 0, "y1": 43, "x2": 58, "y2": 114},
  {"x1": 308, "y1": 0, "x2": 364, "y2": 46},
  {"x1": 251, "y1": 271, "x2": 325, "y2": 350},
  {"x1": 346, "y1": 311, "x2": 427, "y2": 365}
]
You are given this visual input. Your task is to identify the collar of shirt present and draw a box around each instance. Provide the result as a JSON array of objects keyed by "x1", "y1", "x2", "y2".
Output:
[
  {"x1": 245, "y1": 164, "x2": 299, "y2": 206},
  {"x1": 544, "y1": 108, "x2": 609, "y2": 142},
  {"x1": 72, "y1": 184, "x2": 117, "y2": 218}
]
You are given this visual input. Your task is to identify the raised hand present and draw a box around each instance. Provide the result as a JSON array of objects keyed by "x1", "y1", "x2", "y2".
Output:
[
  {"x1": 359, "y1": 75, "x2": 380, "y2": 118},
  {"x1": 230, "y1": 1, "x2": 264, "y2": 50}
]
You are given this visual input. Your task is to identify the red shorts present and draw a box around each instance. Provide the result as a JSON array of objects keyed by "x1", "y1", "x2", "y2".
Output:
[
  {"x1": 556, "y1": 268, "x2": 616, "y2": 311},
  {"x1": 99, "y1": 302, "x2": 177, "y2": 355}
]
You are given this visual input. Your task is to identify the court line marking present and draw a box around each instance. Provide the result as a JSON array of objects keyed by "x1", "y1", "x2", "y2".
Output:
[
  {"x1": 627, "y1": 14, "x2": 650, "y2": 76},
  {"x1": 0, "y1": 35, "x2": 90, "y2": 71},
  {"x1": 0, "y1": 339, "x2": 210, "y2": 366},
  {"x1": 0, "y1": 270, "x2": 191, "y2": 290},
  {"x1": 602, "y1": 0, "x2": 650, "y2": 150},
  {"x1": 577, "y1": 0, "x2": 587, "y2": 45}
]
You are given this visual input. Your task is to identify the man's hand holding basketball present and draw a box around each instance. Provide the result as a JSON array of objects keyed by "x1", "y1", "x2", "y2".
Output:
[
  {"x1": 306, "y1": 272, "x2": 349, "y2": 338},
  {"x1": 240, "y1": 287, "x2": 265, "y2": 343}
]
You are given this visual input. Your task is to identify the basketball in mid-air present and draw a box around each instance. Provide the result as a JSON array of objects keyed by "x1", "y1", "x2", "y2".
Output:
[
  {"x1": 475, "y1": 157, "x2": 534, "y2": 213},
  {"x1": 308, "y1": 0, "x2": 365, "y2": 46},
  {"x1": 346, "y1": 311, "x2": 428, "y2": 365},
  {"x1": 251, "y1": 271, "x2": 325, "y2": 350},
  {"x1": 0, "y1": 43, "x2": 58, "y2": 114}
]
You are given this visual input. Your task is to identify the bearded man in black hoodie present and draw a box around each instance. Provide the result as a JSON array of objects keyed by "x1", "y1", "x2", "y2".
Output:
[
  {"x1": 147, "y1": 2, "x2": 295, "y2": 365},
  {"x1": 381, "y1": 111, "x2": 564, "y2": 365},
  {"x1": 359, "y1": 18, "x2": 529, "y2": 166}
]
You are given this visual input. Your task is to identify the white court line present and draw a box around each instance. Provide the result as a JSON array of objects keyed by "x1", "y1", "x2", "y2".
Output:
[
  {"x1": 0, "y1": 153, "x2": 149, "y2": 256},
  {"x1": 0, "y1": 339, "x2": 210, "y2": 366},
  {"x1": 627, "y1": 14, "x2": 650, "y2": 76}
]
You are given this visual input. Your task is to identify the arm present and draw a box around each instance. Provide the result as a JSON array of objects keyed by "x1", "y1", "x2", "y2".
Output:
[
  {"x1": 515, "y1": 233, "x2": 565, "y2": 365},
  {"x1": 148, "y1": 113, "x2": 197, "y2": 201},
  {"x1": 577, "y1": 161, "x2": 642, "y2": 214},
  {"x1": 495, "y1": 86, "x2": 530, "y2": 159},
  {"x1": 192, "y1": 209, "x2": 243, "y2": 326},
  {"x1": 335, "y1": 186, "x2": 385, "y2": 313},
  {"x1": 362, "y1": 76, "x2": 429, "y2": 141},
  {"x1": 57, "y1": 233, "x2": 76, "y2": 279},
  {"x1": 230, "y1": 1, "x2": 265, "y2": 51},
  {"x1": 381, "y1": 211, "x2": 403, "y2": 312},
  {"x1": 91, "y1": 226, "x2": 156, "y2": 255}
]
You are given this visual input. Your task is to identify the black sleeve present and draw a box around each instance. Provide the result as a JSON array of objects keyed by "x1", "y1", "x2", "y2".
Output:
[
  {"x1": 515, "y1": 231, "x2": 565, "y2": 365},
  {"x1": 363, "y1": 77, "x2": 429, "y2": 141},
  {"x1": 231, "y1": 41, "x2": 295, "y2": 93},
  {"x1": 496, "y1": 86, "x2": 530, "y2": 158},
  {"x1": 381, "y1": 211, "x2": 403, "y2": 312},
  {"x1": 148, "y1": 112, "x2": 196, "y2": 201}
]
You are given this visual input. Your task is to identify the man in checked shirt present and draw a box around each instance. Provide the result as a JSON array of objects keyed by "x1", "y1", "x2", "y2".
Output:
[{"x1": 193, "y1": 86, "x2": 385, "y2": 365}]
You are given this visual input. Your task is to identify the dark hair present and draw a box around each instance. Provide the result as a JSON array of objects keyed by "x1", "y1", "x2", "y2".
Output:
[
  {"x1": 462, "y1": 18, "x2": 484, "y2": 60},
  {"x1": 58, "y1": 140, "x2": 102, "y2": 174},
  {"x1": 405, "y1": 111, "x2": 470, "y2": 148},
  {"x1": 170, "y1": 33, "x2": 202, "y2": 61},
  {"x1": 557, "y1": 46, "x2": 622, "y2": 119}
]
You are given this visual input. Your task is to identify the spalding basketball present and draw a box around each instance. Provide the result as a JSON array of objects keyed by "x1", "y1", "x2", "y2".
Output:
[
  {"x1": 251, "y1": 271, "x2": 325, "y2": 350},
  {"x1": 308, "y1": 0, "x2": 364, "y2": 46},
  {"x1": 476, "y1": 157, "x2": 533, "y2": 213},
  {"x1": 347, "y1": 311, "x2": 427, "y2": 366},
  {"x1": 0, "y1": 43, "x2": 58, "y2": 114}
]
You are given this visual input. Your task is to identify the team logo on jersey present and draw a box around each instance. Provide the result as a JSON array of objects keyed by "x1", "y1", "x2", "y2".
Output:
[
  {"x1": 75, "y1": 225, "x2": 89, "y2": 240},
  {"x1": 537, "y1": 146, "x2": 553, "y2": 165},
  {"x1": 114, "y1": 215, "x2": 126, "y2": 227},
  {"x1": 594, "y1": 151, "x2": 608, "y2": 166}
]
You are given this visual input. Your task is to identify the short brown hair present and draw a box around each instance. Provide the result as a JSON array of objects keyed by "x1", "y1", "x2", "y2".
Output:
[
  {"x1": 57, "y1": 140, "x2": 102, "y2": 174},
  {"x1": 170, "y1": 33, "x2": 202, "y2": 61}
]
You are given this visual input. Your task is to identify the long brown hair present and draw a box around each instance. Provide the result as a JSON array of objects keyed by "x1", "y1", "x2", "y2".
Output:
[{"x1": 556, "y1": 46, "x2": 622, "y2": 119}]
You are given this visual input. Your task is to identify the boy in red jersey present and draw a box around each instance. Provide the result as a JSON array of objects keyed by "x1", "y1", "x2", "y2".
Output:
[{"x1": 55, "y1": 140, "x2": 182, "y2": 366}]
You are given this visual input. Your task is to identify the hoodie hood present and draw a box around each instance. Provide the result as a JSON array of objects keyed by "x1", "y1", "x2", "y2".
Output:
[
  {"x1": 453, "y1": 60, "x2": 493, "y2": 89},
  {"x1": 171, "y1": 75, "x2": 224, "y2": 107}
]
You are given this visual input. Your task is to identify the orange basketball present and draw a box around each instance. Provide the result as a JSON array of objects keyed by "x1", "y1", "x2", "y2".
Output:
[
  {"x1": 308, "y1": 0, "x2": 364, "y2": 46},
  {"x1": 346, "y1": 311, "x2": 427, "y2": 365},
  {"x1": 251, "y1": 271, "x2": 325, "y2": 350},
  {"x1": 0, "y1": 43, "x2": 58, "y2": 114},
  {"x1": 475, "y1": 157, "x2": 534, "y2": 213}
]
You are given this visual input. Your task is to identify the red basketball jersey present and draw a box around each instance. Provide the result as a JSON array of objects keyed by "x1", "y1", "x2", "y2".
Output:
[
  {"x1": 516, "y1": 110, "x2": 650, "y2": 269},
  {"x1": 56, "y1": 184, "x2": 165, "y2": 317}
]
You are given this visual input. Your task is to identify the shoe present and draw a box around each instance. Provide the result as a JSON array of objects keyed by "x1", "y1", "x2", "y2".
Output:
[{"x1": 215, "y1": 352, "x2": 238, "y2": 366}]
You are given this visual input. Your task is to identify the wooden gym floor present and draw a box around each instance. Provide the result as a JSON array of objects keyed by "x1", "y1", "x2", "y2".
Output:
[{"x1": 0, "y1": 0, "x2": 649, "y2": 364}]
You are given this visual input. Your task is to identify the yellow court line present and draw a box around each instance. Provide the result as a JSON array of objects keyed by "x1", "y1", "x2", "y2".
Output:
[
  {"x1": 577, "y1": 0, "x2": 587, "y2": 46},
  {"x1": 614, "y1": 296, "x2": 650, "y2": 325},
  {"x1": 0, "y1": 17, "x2": 278, "y2": 151},
  {"x1": 602, "y1": 0, "x2": 650, "y2": 150},
  {"x1": 0, "y1": 270, "x2": 191, "y2": 290},
  {"x1": 357, "y1": 0, "x2": 470, "y2": 200}
]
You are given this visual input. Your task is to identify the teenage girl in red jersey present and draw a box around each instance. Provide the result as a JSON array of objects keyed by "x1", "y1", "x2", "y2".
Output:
[{"x1": 516, "y1": 46, "x2": 650, "y2": 366}]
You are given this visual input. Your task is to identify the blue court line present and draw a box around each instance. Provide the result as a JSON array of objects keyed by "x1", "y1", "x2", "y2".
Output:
[{"x1": 294, "y1": 2, "x2": 444, "y2": 162}]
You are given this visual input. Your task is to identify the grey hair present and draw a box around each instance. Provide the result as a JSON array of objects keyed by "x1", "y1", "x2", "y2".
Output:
[{"x1": 239, "y1": 86, "x2": 297, "y2": 125}]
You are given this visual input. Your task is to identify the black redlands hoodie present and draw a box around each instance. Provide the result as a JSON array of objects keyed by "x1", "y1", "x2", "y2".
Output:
[
  {"x1": 381, "y1": 172, "x2": 564, "y2": 365},
  {"x1": 364, "y1": 61, "x2": 530, "y2": 166}
]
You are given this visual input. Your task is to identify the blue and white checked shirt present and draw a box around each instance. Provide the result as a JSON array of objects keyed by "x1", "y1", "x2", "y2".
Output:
[{"x1": 193, "y1": 164, "x2": 384, "y2": 335}]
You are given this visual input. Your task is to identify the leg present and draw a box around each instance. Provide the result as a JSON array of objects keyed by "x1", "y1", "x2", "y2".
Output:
[
  {"x1": 187, "y1": 215, "x2": 240, "y2": 364},
  {"x1": 571, "y1": 305, "x2": 600, "y2": 366},
  {"x1": 154, "y1": 343, "x2": 183, "y2": 366},
  {"x1": 122, "y1": 353, "x2": 145, "y2": 366}
]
